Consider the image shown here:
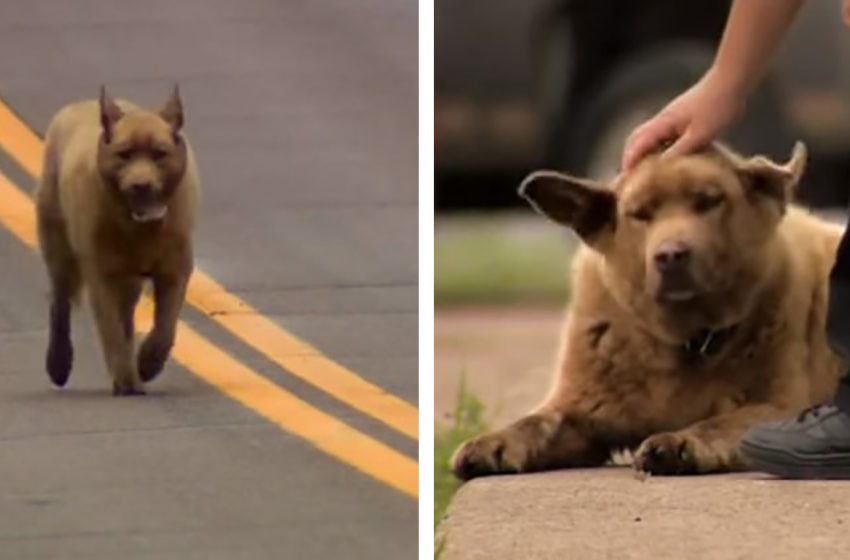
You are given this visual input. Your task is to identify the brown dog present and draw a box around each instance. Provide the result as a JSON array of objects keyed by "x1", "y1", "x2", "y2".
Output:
[
  {"x1": 452, "y1": 142, "x2": 846, "y2": 478},
  {"x1": 35, "y1": 86, "x2": 200, "y2": 395}
]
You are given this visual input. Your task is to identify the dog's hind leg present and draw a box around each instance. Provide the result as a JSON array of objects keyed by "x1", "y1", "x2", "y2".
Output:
[
  {"x1": 35, "y1": 144, "x2": 80, "y2": 388},
  {"x1": 450, "y1": 408, "x2": 615, "y2": 481}
]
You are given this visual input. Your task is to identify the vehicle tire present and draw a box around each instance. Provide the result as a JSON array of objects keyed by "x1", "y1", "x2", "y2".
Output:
[
  {"x1": 547, "y1": 42, "x2": 791, "y2": 181},
  {"x1": 535, "y1": 16, "x2": 576, "y2": 133}
]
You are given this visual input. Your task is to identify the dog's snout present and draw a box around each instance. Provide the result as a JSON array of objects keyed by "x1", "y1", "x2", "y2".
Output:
[{"x1": 654, "y1": 241, "x2": 691, "y2": 272}]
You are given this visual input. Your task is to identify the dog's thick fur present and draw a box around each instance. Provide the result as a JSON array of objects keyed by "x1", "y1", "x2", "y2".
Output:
[
  {"x1": 452, "y1": 142, "x2": 846, "y2": 478},
  {"x1": 35, "y1": 87, "x2": 199, "y2": 395}
]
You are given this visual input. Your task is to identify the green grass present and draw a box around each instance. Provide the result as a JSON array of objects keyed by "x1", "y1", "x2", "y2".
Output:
[
  {"x1": 434, "y1": 378, "x2": 488, "y2": 530},
  {"x1": 435, "y1": 214, "x2": 575, "y2": 306}
]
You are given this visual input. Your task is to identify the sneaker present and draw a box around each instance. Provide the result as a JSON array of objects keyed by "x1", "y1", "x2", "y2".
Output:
[{"x1": 739, "y1": 404, "x2": 850, "y2": 479}]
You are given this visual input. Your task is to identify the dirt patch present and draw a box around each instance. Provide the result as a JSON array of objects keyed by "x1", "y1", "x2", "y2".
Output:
[{"x1": 435, "y1": 306, "x2": 564, "y2": 430}]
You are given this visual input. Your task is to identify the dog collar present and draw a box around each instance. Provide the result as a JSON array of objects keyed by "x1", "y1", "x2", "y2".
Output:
[{"x1": 682, "y1": 325, "x2": 738, "y2": 364}]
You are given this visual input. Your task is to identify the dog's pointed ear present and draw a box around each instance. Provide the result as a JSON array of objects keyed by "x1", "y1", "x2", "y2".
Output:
[
  {"x1": 519, "y1": 170, "x2": 616, "y2": 243},
  {"x1": 99, "y1": 86, "x2": 123, "y2": 144},
  {"x1": 723, "y1": 141, "x2": 807, "y2": 206},
  {"x1": 159, "y1": 84, "x2": 184, "y2": 137}
]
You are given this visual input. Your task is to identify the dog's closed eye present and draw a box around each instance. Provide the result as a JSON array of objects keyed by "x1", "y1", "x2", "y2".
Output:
[
  {"x1": 628, "y1": 207, "x2": 653, "y2": 223},
  {"x1": 116, "y1": 148, "x2": 134, "y2": 161},
  {"x1": 693, "y1": 192, "x2": 725, "y2": 214}
]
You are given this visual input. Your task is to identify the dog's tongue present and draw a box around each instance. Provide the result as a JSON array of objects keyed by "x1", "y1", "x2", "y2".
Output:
[{"x1": 132, "y1": 204, "x2": 168, "y2": 223}]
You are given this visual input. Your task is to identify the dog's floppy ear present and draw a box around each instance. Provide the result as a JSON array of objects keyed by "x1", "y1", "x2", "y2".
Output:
[
  {"x1": 721, "y1": 142, "x2": 807, "y2": 206},
  {"x1": 519, "y1": 170, "x2": 616, "y2": 243},
  {"x1": 99, "y1": 86, "x2": 123, "y2": 144},
  {"x1": 159, "y1": 84, "x2": 184, "y2": 138}
]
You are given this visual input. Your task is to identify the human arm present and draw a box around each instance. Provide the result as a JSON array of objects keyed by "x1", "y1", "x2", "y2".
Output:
[{"x1": 621, "y1": 0, "x2": 805, "y2": 171}]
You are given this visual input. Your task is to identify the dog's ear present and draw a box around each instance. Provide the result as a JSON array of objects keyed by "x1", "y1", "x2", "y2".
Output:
[
  {"x1": 519, "y1": 171, "x2": 616, "y2": 244},
  {"x1": 721, "y1": 142, "x2": 807, "y2": 206},
  {"x1": 99, "y1": 86, "x2": 123, "y2": 144},
  {"x1": 159, "y1": 84, "x2": 184, "y2": 138}
]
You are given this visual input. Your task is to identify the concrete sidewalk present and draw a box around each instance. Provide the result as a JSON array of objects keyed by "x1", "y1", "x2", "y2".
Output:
[{"x1": 437, "y1": 469, "x2": 850, "y2": 559}]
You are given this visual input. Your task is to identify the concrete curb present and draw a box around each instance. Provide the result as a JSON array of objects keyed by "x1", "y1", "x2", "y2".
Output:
[{"x1": 437, "y1": 468, "x2": 850, "y2": 559}]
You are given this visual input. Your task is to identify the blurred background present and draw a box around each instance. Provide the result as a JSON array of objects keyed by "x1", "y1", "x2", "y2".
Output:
[{"x1": 435, "y1": 0, "x2": 850, "y2": 432}]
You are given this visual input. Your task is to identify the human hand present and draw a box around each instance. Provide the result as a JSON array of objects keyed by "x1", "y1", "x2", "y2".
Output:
[{"x1": 621, "y1": 72, "x2": 746, "y2": 172}]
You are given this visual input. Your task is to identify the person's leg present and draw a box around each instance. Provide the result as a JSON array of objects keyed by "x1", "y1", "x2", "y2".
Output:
[
  {"x1": 826, "y1": 221, "x2": 850, "y2": 410},
  {"x1": 826, "y1": 216, "x2": 850, "y2": 367},
  {"x1": 739, "y1": 218, "x2": 850, "y2": 478}
]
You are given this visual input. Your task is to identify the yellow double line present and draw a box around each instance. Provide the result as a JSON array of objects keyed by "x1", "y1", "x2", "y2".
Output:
[{"x1": 0, "y1": 100, "x2": 418, "y2": 498}]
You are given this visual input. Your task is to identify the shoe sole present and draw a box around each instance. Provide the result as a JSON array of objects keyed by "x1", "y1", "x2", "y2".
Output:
[{"x1": 740, "y1": 439, "x2": 850, "y2": 479}]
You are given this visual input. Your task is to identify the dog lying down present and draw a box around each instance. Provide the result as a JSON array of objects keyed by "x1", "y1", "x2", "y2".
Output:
[{"x1": 452, "y1": 141, "x2": 846, "y2": 479}]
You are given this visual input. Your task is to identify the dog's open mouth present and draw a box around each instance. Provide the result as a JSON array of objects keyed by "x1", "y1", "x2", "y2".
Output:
[
  {"x1": 131, "y1": 204, "x2": 168, "y2": 223},
  {"x1": 656, "y1": 273, "x2": 701, "y2": 303}
]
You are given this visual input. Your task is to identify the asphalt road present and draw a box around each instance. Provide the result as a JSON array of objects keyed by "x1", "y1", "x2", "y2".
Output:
[{"x1": 0, "y1": 1, "x2": 418, "y2": 558}]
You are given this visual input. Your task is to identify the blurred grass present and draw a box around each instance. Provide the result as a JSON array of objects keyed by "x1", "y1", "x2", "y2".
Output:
[
  {"x1": 435, "y1": 213, "x2": 575, "y2": 307},
  {"x1": 434, "y1": 377, "x2": 488, "y2": 531}
]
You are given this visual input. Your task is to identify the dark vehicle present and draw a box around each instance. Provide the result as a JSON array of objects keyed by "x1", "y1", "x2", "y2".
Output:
[{"x1": 436, "y1": 0, "x2": 850, "y2": 210}]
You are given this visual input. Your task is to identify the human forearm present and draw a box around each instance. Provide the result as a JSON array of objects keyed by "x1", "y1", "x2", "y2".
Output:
[
  {"x1": 622, "y1": 0, "x2": 806, "y2": 170},
  {"x1": 708, "y1": 0, "x2": 805, "y2": 96}
]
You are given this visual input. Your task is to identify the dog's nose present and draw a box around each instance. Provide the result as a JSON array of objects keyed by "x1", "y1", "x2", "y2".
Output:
[
  {"x1": 130, "y1": 183, "x2": 153, "y2": 198},
  {"x1": 654, "y1": 241, "x2": 691, "y2": 272}
]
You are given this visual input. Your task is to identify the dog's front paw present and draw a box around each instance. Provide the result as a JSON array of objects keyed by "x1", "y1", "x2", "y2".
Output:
[
  {"x1": 450, "y1": 430, "x2": 534, "y2": 481},
  {"x1": 634, "y1": 432, "x2": 704, "y2": 475},
  {"x1": 112, "y1": 378, "x2": 146, "y2": 397},
  {"x1": 46, "y1": 336, "x2": 73, "y2": 388},
  {"x1": 138, "y1": 332, "x2": 173, "y2": 382}
]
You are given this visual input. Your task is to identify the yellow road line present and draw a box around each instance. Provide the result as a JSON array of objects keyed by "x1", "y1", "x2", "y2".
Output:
[
  {"x1": 0, "y1": 168, "x2": 418, "y2": 499},
  {"x1": 188, "y1": 275, "x2": 418, "y2": 439},
  {"x1": 0, "y1": 101, "x2": 41, "y2": 177},
  {"x1": 0, "y1": 98, "x2": 418, "y2": 441}
]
